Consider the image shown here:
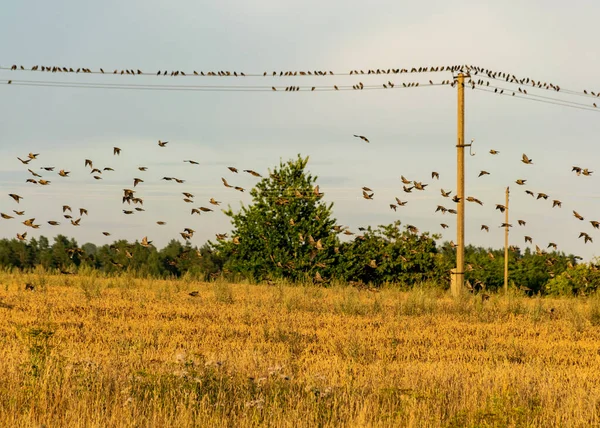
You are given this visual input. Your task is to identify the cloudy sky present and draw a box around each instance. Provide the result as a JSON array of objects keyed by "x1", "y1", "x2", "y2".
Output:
[{"x1": 1, "y1": 0, "x2": 599, "y2": 261}]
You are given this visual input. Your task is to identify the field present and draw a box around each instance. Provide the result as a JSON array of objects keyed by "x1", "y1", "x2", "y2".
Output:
[{"x1": 1, "y1": 270, "x2": 600, "y2": 427}]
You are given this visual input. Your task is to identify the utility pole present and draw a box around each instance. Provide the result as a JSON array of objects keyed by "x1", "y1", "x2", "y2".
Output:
[
  {"x1": 453, "y1": 73, "x2": 466, "y2": 297},
  {"x1": 504, "y1": 186, "x2": 510, "y2": 293}
]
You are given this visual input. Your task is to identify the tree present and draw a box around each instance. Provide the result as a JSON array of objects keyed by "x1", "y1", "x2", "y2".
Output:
[
  {"x1": 212, "y1": 154, "x2": 339, "y2": 282},
  {"x1": 332, "y1": 221, "x2": 442, "y2": 286}
]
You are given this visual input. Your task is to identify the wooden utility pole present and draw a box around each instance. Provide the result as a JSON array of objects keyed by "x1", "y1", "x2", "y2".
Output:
[
  {"x1": 453, "y1": 73, "x2": 466, "y2": 297},
  {"x1": 504, "y1": 186, "x2": 510, "y2": 293}
]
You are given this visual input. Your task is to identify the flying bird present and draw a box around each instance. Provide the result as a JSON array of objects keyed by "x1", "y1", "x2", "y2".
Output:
[
  {"x1": 353, "y1": 135, "x2": 370, "y2": 143},
  {"x1": 521, "y1": 153, "x2": 533, "y2": 164},
  {"x1": 244, "y1": 170, "x2": 262, "y2": 177},
  {"x1": 9, "y1": 194, "x2": 22, "y2": 203},
  {"x1": 113, "y1": 147, "x2": 121, "y2": 155},
  {"x1": 158, "y1": 140, "x2": 168, "y2": 147}
]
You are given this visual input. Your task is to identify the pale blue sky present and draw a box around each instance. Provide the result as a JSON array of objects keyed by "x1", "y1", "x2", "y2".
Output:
[{"x1": 1, "y1": 0, "x2": 599, "y2": 261}]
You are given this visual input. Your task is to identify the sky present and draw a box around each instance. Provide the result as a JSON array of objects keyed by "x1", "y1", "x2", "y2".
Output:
[{"x1": 1, "y1": 0, "x2": 600, "y2": 262}]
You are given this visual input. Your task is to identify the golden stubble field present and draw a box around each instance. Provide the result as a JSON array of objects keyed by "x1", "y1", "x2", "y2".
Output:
[{"x1": 1, "y1": 269, "x2": 600, "y2": 427}]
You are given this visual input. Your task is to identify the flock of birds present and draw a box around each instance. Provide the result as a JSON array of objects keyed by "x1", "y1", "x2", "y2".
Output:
[
  {"x1": 1, "y1": 135, "x2": 597, "y2": 277},
  {"x1": 4, "y1": 63, "x2": 600, "y2": 112}
]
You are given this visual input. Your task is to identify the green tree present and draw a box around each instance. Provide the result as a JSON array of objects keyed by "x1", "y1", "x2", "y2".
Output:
[
  {"x1": 333, "y1": 221, "x2": 442, "y2": 286},
  {"x1": 212, "y1": 154, "x2": 339, "y2": 282}
]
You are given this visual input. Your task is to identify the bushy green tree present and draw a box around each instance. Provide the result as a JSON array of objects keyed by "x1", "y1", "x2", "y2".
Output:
[
  {"x1": 332, "y1": 221, "x2": 442, "y2": 286},
  {"x1": 545, "y1": 259, "x2": 600, "y2": 295},
  {"x1": 211, "y1": 154, "x2": 339, "y2": 282}
]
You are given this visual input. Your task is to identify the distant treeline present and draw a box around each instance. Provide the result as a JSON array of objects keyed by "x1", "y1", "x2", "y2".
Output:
[{"x1": 0, "y1": 231, "x2": 594, "y2": 296}]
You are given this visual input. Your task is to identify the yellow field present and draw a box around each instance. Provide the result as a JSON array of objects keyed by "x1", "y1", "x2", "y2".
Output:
[{"x1": 1, "y1": 270, "x2": 600, "y2": 427}]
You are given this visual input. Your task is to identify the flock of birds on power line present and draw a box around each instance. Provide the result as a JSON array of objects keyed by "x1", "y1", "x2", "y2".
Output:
[
  {"x1": 3, "y1": 63, "x2": 600, "y2": 111},
  {"x1": 0, "y1": 133, "x2": 597, "y2": 279}
]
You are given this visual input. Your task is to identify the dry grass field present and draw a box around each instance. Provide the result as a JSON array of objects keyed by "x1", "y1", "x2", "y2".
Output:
[{"x1": 1, "y1": 269, "x2": 600, "y2": 427}]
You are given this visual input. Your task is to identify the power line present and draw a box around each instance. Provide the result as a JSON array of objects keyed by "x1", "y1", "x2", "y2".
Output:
[
  {"x1": 6, "y1": 62, "x2": 599, "y2": 98},
  {"x1": 471, "y1": 76, "x2": 600, "y2": 109},
  {"x1": 473, "y1": 86, "x2": 600, "y2": 113},
  {"x1": 1, "y1": 64, "x2": 463, "y2": 78},
  {"x1": 3, "y1": 78, "x2": 447, "y2": 92},
  {"x1": 4, "y1": 62, "x2": 600, "y2": 104},
  {"x1": 470, "y1": 70, "x2": 600, "y2": 100}
]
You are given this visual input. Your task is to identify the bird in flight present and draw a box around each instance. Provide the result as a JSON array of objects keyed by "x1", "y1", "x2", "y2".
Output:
[
  {"x1": 9, "y1": 194, "x2": 23, "y2": 203},
  {"x1": 244, "y1": 170, "x2": 262, "y2": 177},
  {"x1": 353, "y1": 135, "x2": 370, "y2": 143},
  {"x1": 521, "y1": 153, "x2": 533, "y2": 164}
]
